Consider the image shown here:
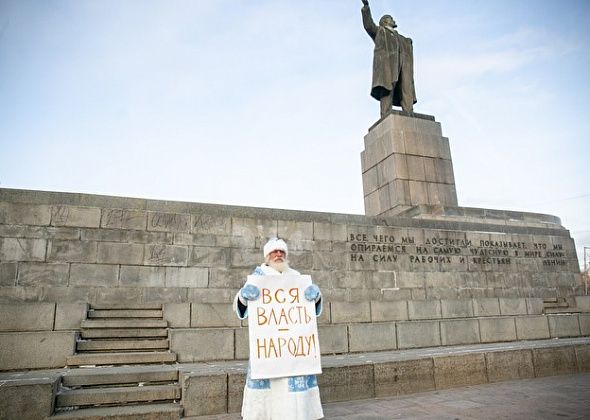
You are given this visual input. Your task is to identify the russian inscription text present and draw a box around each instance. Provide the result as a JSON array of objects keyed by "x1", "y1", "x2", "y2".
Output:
[{"x1": 348, "y1": 232, "x2": 569, "y2": 270}]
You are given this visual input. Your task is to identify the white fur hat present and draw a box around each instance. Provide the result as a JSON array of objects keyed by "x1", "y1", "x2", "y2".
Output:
[{"x1": 263, "y1": 238, "x2": 288, "y2": 258}]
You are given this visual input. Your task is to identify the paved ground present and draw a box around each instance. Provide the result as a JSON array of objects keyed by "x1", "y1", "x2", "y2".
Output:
[{"x1": 193, "y1": 373, "x2": 590, "y2": 419}]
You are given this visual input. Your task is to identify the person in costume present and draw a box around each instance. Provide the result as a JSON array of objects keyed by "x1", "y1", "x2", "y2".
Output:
[
  {"x1": 234, "y1": 237, "x2": 324, "y2": 420},
  {"x1": 361, "y1": 0, "x2": 417, "y2": 116}
]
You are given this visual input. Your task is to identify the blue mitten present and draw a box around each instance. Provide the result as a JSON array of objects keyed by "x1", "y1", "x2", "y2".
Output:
[
  {"x1": 240, "y1": 284, "x2": 260, "y2": 303},
  {"x1": 304, "y1": 284, "x2": 321, "y2": 302}
]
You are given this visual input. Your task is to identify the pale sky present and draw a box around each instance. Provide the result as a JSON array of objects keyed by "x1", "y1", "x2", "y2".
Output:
[{"x1": 1, "y1": 0, "x2": 589, "y2": 269}]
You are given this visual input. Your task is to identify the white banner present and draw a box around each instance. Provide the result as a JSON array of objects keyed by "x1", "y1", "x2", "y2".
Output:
[{"x1": 246, "y1": 274, "x2": 322, "y2": 380}]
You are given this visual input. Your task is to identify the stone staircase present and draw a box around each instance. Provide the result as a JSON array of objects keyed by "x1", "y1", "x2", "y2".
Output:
[
  {"x1": 1, "y1": 298, "x2": 588, "y2": 418},
  {"x1": 50, "y1": 304, "x2": 181, "y2": 419},
  {"x1": 543, "y1": 297, "x2": 581, "y2": 314}
]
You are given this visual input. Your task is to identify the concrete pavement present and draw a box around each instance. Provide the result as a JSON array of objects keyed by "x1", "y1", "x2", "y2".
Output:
[{"x1": 191, "y1": 373, "x2": 590, "y2": 419}]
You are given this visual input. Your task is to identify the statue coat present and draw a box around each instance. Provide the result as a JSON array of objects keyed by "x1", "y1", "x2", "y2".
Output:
[{"x1": 362, "y1": 6, "x2": 417, "y2": 109}]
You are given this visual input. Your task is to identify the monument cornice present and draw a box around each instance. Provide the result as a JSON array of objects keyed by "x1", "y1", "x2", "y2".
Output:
[{"x1": 0, "y1": 187, "x2": 569, "y2": 237}]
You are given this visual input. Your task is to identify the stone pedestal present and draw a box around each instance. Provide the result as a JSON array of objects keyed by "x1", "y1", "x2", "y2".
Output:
[{"x1": 361, "y1": 111, "x2": 458, "y2": 216}]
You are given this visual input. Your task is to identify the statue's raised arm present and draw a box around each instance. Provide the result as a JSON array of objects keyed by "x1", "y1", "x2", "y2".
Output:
[
  {"x1": 361, "y1": 0, "x2": 378, "y2": 39},
  {"x1": 361, "y1": 0, "x2": 417, "y2": 116}
]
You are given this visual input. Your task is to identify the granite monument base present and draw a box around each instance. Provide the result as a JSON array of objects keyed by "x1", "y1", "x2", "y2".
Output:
[{"x1": 362, "y1": 111, "x2": 458, "y2": 216}]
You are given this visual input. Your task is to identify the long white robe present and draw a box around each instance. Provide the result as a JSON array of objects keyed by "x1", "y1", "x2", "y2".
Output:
[{"x1": 233, "y1": 264, "x2": 324, "y2": 420}]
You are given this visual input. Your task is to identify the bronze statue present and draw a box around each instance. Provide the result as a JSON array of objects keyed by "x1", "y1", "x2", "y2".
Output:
[{"x1": 361, "y1": 0, "x2": 416, "y2": 116}]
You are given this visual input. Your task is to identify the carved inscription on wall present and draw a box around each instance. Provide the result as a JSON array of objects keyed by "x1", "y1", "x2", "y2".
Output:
[{"x1": 348, "y1": 232, "x2": 569, "y2": 271}]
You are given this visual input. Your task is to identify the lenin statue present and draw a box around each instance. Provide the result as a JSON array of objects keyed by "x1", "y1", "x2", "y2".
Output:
[{"x1": 361, "y1": 0, "x2": 417, "y2": 116}]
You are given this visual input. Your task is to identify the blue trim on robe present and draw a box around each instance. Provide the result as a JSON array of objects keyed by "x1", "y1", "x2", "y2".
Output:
[
  {"x1": 247, "y1": 377, "x2": 271, "y2": 389},
  {"x1": 288, "y1": 375, "x2": 319, "y2": 392}
]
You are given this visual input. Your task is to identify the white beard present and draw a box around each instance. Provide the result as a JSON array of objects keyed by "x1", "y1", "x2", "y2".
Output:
[{"x1": 267, "y1": 259, "x2": 289, "y2": 273}]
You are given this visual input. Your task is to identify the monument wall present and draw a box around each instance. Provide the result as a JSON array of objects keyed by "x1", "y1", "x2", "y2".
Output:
[{"x1": 0, "y1": 187, "x2": 582, "y2": 306}]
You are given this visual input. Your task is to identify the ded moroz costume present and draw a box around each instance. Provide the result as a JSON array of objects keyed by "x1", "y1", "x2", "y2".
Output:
[{"x1": 233, "y1": 238, "x2": 324, "y2": 420}]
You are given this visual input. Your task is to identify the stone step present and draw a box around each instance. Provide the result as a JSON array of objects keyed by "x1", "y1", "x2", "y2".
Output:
[
  {"x1": 90, "y1": 303, "x2": 163, "y2": 310},
  {"x1": 81, "y1": 319, "x2": 168, "y2": 329},
  {"x1": 543, "y1": 301, "x2": 569, "y2": 307},
  {"x1": 67, "y1": 352, "x2": 177, "y2": 366},
  {"x1": 88, "y1": 309, "x2": 163, "y2": 319},
  {"x1": 543, "y1": 297, "x2": 560, "y2": 303},
  {"x1": 81, "y1": 328, "x2": 169, "y2": 339},
  {"x1": 56, "y1": 385, "x2": 181, "y2": 407},
  {"x1": 77, "y1": 339, "x2": 169, "y2": 352},
  {"x1": 62, "y1": 365, "x2": 179, "y2": 387},
  {"x1": 49, "y1": 403, "x2": 182, "y2": 419},
  {"x1": 544, "y1": 307, "x2": 582, "y2": 314}
]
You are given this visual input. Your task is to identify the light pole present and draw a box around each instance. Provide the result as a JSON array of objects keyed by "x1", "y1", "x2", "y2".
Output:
[{"x1": 585, "y1": 247, "x2": 590, "y2": 295}]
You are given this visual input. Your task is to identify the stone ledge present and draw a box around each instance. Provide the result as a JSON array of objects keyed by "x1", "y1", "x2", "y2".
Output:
[
  {"x1": 0, "y1": 188, "x2": 568, "y2": 234},
  {"x1": 165, "y1": 314, "x2": 586, "y2": 362},
  {"x1": 0, "y1": 376, "x2": 59, "y2": 420},
  {"x1": 0, "y1": 302, "x2": 56, "y2": 331},
  {"x1": 0, "y1": 331, "x2": 77, "y2": 370},
  {"x1": 2, "y1": 338, "x2": 589, "y2": 417},
  {"x1": 368, "y1": 111, "x2": 436, "y2": 131},
  {"x1": 176, "y1": 337, "x2": 590, "y2": 415},
  {"x1": 391, "y1": 205, "x2": 563, "y2": 226}
]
